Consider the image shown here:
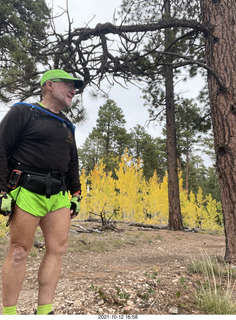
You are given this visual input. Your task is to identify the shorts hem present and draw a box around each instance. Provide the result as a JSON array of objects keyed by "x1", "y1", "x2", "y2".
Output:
[{"x1": 10, "y1": 187, "x2": 71, "y2": 217}]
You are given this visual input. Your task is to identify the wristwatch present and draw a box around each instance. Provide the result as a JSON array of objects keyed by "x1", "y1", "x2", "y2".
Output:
[{"x1": 0, "y1": 192, "x2": 7, "y2": 198}]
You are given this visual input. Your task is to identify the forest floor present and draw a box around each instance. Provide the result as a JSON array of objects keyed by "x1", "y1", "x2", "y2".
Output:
[{"x1": 0, "y1": 220, "x2": 228, "y2": 315}]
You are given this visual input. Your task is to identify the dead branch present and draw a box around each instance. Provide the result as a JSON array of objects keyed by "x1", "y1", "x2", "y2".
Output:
[
  {"x1": 71, "y1": 224, "x2": 103, "y2": 233},
  {"x1": 2, "y1": 14, "x2": 225, "y2": 102},
  {"x1": 72, "y1": 19, "x2": 214, "y2": 41},
  {"x1": 126, "y1": 222, "x2": 168, "y2": 229}
]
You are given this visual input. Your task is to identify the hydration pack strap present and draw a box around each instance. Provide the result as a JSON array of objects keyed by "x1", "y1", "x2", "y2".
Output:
[{"x1": 12, "y1": 102, "x2": 75, "y2": 132}]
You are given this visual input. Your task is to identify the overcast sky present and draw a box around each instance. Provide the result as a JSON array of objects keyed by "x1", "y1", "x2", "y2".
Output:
[
  {"x1": 51, "y1": 0, "x2": 160, "y2": 146},
  {"x1": 49, "y1": 0, "x2": 205, "y2": 148},
  {"x1": 0, "y1": 0, "x2": 206, "y2": 157}
]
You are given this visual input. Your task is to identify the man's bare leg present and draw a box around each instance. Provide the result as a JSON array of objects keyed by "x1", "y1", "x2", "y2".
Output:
[
  {"x1": 37, "y1": 207, "x2": 70, "y2": 305},
  {"x1": 1, "y1": 206, "x2": 40, "y2": 307}
]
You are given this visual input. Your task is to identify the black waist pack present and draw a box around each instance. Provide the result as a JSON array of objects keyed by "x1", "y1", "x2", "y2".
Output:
[{"x1": 20, "y1": 171, "x2": 67, "y2": 198}]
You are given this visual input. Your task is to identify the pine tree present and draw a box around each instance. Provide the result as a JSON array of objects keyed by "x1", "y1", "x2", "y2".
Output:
[
  {"x1": 118, "y1": 0, "x2": 204, "y2": 230},
  {"x1": 200, "y1": 0, "x2": 236, "y2": 263},
  {"x1": 174, "y1": 98, "x2": 211, "y2": 194},
  {"x1": 129, "y1": 125, "x2": 167, "y2": 180},
  {"x1": 79, "y1": 99, "x2": 130, "y2": 175},
  {"x1": 0, "y1": 0, "x2": 50, "y2": 101}
]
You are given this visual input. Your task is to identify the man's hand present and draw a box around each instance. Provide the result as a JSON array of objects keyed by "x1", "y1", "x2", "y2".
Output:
[
  {"x1": 70, "y1": 196, "x2": 81, "y2": 219},
  {"x1": 0, "y1": 193, "x2": 12, "y2": 216}
]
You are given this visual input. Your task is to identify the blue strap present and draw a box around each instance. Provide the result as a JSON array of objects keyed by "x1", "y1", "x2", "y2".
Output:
[{"x1": 12, "y1": 102, "x2": 75, "y2": 132}]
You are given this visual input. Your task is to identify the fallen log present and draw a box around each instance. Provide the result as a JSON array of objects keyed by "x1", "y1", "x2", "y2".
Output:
[
  {"x1": 126, "y1": 222, "x2": 168, "y2": 229},
  {"x1": 71, "y1": 224, "x2": 103, "y2": 233}
]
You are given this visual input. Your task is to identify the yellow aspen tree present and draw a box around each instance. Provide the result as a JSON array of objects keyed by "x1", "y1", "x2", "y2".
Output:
[
  {"x1": 181, "y1": 190, "x2": 198, "y2": 228},
  {"x1": 180, "y1": 187, "x2": 223, "y2": 231},
  {"x1": 179, "y1": 174, "x2": 191, "y2": 227},
  {"x1": 115, "y1": 150, "x2": 146, "y2": 222},
  {"x1": 147, "y1": 171, "x2": 169, "y2": 225},
  {"x1": 102, "y1": 169, "x2": 118, "y2": 221},
  {"x1": 88, "y1": 162, "x2": 117, "y2": 220},
  {"x1": 196, "y1": 187, "x2": 206, "y2": 229},
  {"x1": 145, "y1": 170, "x2": 160, "y2": 224},
  {"x1": 114, "y1": 152, "x2": 130, "y2": 221},
  {"x1": 87, "y1": 162, "x2": 106, "y2": 217},
  {"x1": 158, "y1": 174, "x2": 169, "y2": 224},
  {"x1": 79, "y1": 168, "x2": 89, "y2": 219},
  {"x1": 138, "y1": 162, "x2": 149, "y2": 223},
  {"x1": 203, "y1": 194, "x2": 223, "y2": 232}
]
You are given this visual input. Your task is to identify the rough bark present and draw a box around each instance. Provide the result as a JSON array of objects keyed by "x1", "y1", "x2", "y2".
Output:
[
  {"x1": 201, "y1": 0, "x2": 236, "y2": 263},
  {"x1": 164, "y1": 0, "x2": 184, "y2": 231},
  {"x1": 186, "y1": 137, "x2": 189, "y2": 196},
  {"x1": 165, "y1": 68, "x2": 184, "y2": 230}
]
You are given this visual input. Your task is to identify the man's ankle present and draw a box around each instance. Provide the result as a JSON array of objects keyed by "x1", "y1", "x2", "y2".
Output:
[
  {"x1": 36, "y1": 304, "x2": 53, "y2": 315},
  {"x1": 3, "y1": 305, "x2": 17, "y2": 315}
]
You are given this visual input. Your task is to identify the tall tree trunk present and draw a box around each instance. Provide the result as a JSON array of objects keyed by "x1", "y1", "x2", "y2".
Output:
[
  {"x1": 201, "y1": 0, "x2": 236, "y2": 263},
  {"x1": 164, "y1": 0, "x2": 184, "y2": 230},
  {"x1": 186, "y1": 136, "x2": 189, "y2": 196},
  {"x1": 165, "y1": 70, "x2": 183, "y2": 230}
]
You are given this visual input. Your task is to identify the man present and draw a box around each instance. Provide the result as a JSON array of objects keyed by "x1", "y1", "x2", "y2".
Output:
[{"x1": 0, "y1": 69, "x2": 83, "y2": 315}]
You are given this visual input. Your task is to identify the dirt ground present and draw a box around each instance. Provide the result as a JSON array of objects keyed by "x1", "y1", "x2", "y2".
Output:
[{"x1": 0, "y1": 221, "x2": 226, "y2": 315}]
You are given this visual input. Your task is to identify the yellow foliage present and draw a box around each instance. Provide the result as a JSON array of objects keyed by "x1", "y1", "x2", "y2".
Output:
[
  {"x1": 0, "y1": 215, "x2": 8, "y2": 238},
  {"x1": 79, "y1": 168, "x2": 89, "y2": 219},
  {"x1": 181, "y1": 190, "x2": 198, "y2": 228},
  {"x1": 78, "y1": 152, "x2": 223, "y2": 233},
  {"x1": 202, "y1": 193, "x2": 222, "y2": 231},
  {"x1": 85, "y1": 162, "x2": 117, "y2": 220},
  {"x1": 181, "y1": 187, "x2": 222, "y2": 231},
  {"x1": 146, "y1": 171, "x2": 169, "y2": 225},
  {"x1": 115, "y1": 151, "x2": 146, "y2": 222}
]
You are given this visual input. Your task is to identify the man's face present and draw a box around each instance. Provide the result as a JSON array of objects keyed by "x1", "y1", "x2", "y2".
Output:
[{"x1": 51, "y1": 80, "x2": 76, "y2": 109}]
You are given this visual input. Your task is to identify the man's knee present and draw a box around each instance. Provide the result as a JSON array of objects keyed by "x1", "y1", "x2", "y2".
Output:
[
  {"x1": 46, "y1": 239, "x2": 68, "y2": 257},
  {"x1": 57, "y1": 241, "x2": 68, "y2": 256},
  {"x1": 10, "y1": 244, "x2": 29, "y2": 266}
]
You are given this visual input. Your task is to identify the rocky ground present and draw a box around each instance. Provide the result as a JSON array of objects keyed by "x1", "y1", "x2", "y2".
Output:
[{"x1": 0, "y1": 221, "x2": 226, "y2": 315}]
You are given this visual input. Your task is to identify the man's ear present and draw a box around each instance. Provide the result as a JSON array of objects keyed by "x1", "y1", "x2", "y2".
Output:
[{"x1": 45, "y1": 80, "x2": 54, "y2": 91}]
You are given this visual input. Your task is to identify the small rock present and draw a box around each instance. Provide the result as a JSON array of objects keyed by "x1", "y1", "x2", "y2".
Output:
[
  {"x1": 97, "y1": 299, "x2": 105, "y2": 306},
  {"x1": 126, "y1": 300, "x2": 135, "y2": 307},
  {"x1": 169, "y1": 306, "x2": 178, "y2": 314},
  {"x1": 73, "y1": 299, "x2": 81, "y2": 307}
]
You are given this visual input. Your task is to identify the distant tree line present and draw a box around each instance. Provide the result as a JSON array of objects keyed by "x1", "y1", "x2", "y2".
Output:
[{"x1": 78, "y1": 98, "x2": 220, "y2": 202}]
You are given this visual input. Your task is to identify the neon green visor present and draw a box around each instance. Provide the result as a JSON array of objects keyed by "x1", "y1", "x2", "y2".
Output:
[{"x1": 40, "y1": 69, "x2": 84, "y2": 89}]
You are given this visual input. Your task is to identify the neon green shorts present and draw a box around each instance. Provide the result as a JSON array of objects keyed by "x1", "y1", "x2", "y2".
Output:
[{"x1": 10, "y1": 187, "x2": 71, "y2": 217}]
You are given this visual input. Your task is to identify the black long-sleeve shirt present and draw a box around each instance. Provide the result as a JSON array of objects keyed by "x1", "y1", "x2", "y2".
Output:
[{"x1": 0, "y1": 103, "x2": 81, "y2": 193}]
